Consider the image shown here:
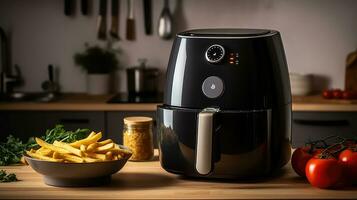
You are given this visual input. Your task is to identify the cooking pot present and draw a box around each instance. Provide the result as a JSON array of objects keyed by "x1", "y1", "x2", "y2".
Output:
[{"x1": 126, "y1": 59, "x2": 159, "y2": 95}]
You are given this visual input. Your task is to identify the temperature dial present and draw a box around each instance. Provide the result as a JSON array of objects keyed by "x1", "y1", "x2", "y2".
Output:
[{"x1": 205, "y1": 44, "x2": 225, "y2": 63}]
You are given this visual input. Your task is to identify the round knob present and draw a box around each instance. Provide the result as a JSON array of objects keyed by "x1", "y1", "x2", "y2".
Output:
[
  {"x1": 202, "y1": 76, "x2": 224, "y2": 98},
  {"x1": 205, "y1": 44, "x2": 225, "y2": 63}
]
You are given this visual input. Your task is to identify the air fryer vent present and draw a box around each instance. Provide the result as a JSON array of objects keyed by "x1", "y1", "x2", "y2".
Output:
[{"x1": 178, "y1": 29, "x2": 272, "y2": 38}]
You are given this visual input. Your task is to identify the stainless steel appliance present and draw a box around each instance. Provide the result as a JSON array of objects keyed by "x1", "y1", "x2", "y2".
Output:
[{"x1": 126, "y1": 59, "x2": 159, "y2": 95}]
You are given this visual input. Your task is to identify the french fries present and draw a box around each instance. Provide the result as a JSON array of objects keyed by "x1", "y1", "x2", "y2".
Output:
[
  {"x1": 26, "y1": 150, "x2": 63, "y2": 162},
  {"x1": 83, "y1": 157, "x2": 101, "y2": 163},
  {"x1": 86, "y1": 143, "x2": 98, "y2": 152},
  {"x1": 52, "y1": 152, "x2": 62, "y2": 159},
  {"x1": 35, "y1": 138, "x2": 70, "y2": 154},
  {"x1": 61, "y1": 154, "x2": 84, "y2": 163},
  {"x1": 70, "y1": 132, "x2": 102, "y2": 148},
  {"x1": 26, "y1": 132, "x2": 132, "y2": 163},
  {"x1": 80, "y1": 144, "x2": 87, "y2": 152},
  {"x1": 86, "y1": 152, "x2": 107, "y2": 160},
  {"x1": 97, "y1": 139, "x2": 113, "y2": 146},
  {"x1": 112, "y1": 144, "x2": 132, "y2": 155},
  {"x1": 87, "y1": 131, "x2": 96, "y2": 138},
  {"x1": 95, "y1": 143, "x2": 114, "y2": 152},
  {"x1": 36, "y1": 147, "x2": 53, "y2": 156},
  {"x1": 53, "y1": 141, "x2": 84, "y2": 157}
]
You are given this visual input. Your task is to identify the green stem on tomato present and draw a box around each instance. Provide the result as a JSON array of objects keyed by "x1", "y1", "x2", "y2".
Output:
[
  {"x1": 319, "y1": 139, "x2": 346, "y2": 159},
  {"x1": 306, "y1": 139, "x2": 327, "y2": 154},
  {"x1": 321, "y1": 135, "x2": 345, "y2": 145}
]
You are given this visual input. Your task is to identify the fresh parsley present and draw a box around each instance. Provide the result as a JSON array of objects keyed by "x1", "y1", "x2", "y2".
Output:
[
  {"x1": 0, "y1": 170, "x2": 18, "y2": 182},
  {"x1": 1, "y1": 124, "x2": 90, "y2": 165},
  {"x1": 27, "y1": 124, "x2": 90, "y2": 149},
  {"x1": 0, "y1": 135, "x2": 27, "y2": 166}
]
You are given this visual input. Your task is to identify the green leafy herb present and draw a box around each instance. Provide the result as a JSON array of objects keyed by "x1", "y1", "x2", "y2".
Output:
[
  {"x1": 0, "y1": 135, "x2": 27, "y2": 166},
  {"x1": 0, "y1": 170, "x2": 18, "y2": 182},
  {"x1": 74, "y1": 45, "x2": 120, "y2": 74},
  {"x1": 27, "y1": 124, "x2": 90, "y2": 149},
  {"x1": 1, "y1": 125, "x2": 90, "y2": 165}
]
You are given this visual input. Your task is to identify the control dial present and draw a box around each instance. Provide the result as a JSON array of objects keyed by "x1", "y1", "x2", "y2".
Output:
[{"x1": 205, "y1": 44, "x2": 225, "y2": 63}]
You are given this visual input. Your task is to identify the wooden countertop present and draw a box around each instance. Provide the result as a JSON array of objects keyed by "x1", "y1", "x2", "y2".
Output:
[
  {"x1": 0, "y1": 94, "x2": 159, "y2": 111},
  {"x1": 0, "y1": 94, "x2": 356, "y2": 112},
  {"x1": 1, "y1": 158, "x2": 357, "y2": 199},
  {"x1": 292, "y1": 95, "x2": 357, "y2": 112}
]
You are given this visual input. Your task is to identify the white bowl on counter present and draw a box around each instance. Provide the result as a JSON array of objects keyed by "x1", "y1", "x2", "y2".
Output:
[{"x1": 289, "y1": 73, "x2": 312, "y2": 96}]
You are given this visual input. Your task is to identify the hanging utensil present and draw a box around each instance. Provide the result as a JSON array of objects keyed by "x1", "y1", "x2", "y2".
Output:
[
  {"x1": 110, "y1": 0, "x2": 120, "y2": 39},
  {"x1": 143, "y1": 0, "x2": 152, "y2": 35},
  {"x1": 158, "y1": 0, "x2": 173, "y2": 40},
  {"x1": 64, "y1": 0, "x2": 74, "y2": 16},
  {"x1": 97, "y1": 0, "x2": 107, "y2": 40},
  {"x1": 126, "y1": 0, "x2": 136, "y2": 40},
  {"x1": 81, "y1": 0, "x2": 88, "y2": 15},
  {"x1": 41, "y1": 65, "x2": 58, "y2": 93}
]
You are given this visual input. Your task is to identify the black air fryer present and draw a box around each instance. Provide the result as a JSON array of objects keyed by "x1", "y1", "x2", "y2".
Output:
[{"x1": 157, "y1": 29, "x2": 291, "y2": 178}]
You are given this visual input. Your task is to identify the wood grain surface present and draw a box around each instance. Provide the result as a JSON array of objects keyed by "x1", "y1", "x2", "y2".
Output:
[
  {"x1": 292, "y1": 95, "x2": 357, "y2": 112},
  {"x1": 0, "y1": 94, "x2": 159, "y2": 111},
  {"x1": 0, "y1": 157, "x2": 356, "y2": 199}
]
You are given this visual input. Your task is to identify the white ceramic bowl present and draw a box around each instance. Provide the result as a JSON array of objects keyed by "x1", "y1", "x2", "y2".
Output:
[{"x1": 289, "y1": 73, "x2": 312, "y2": 96}]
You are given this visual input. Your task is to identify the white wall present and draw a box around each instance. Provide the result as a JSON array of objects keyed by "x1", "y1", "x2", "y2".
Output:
[{"x1": 0, "y1": 0, "x2": 356, "y2": 92}]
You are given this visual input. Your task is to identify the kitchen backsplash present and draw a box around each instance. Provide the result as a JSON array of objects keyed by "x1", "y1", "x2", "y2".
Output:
[{"x1": 0, "y1": 0, "x2": 356, "y2": 93}]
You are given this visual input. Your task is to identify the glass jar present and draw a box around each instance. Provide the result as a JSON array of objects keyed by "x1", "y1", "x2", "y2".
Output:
[{"x1": 123, "y1": 116, "x2": 154, "y2": 161}]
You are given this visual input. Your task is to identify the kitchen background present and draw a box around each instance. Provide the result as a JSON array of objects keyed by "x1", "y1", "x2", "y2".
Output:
[{"x1": 0, "y1": 0, "x2": 356, "y2": 93}]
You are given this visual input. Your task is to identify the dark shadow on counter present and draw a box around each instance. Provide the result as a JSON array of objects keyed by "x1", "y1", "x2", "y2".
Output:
[
  {"x1": 176, "y1": 167, "x2": 310, "y2": 189},
  {"x1": 98, "y1": 172, "x2": 177, "y2": 190}
]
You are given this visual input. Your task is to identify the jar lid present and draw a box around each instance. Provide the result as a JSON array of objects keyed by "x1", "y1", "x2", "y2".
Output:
[{"x1": 124, "y1": 116, "x2": 153, "y2": 125}]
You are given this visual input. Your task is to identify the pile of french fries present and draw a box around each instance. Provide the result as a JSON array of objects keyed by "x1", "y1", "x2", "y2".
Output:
[{"x1": 25, "y1": 132, "x2": 132, "y2": 163}]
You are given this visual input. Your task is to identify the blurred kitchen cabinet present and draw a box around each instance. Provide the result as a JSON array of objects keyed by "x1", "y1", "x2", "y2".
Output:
[
  {"x1": 292, "y1": 111, "x2": 357, "y2": 147},
  {"x1": 0, "y1": 111, "x2": 105, "y2": 142},
  {"x1": 106, "y1": 111, "x2": 157, "y2": 146},
  {"x1": 345, "y1": 49, "x2": 357, "y2": 91}
]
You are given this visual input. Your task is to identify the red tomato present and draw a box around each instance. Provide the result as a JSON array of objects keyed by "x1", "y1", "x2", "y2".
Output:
[
  {"x1": 291, "y1": 147, "x2": 322, "y2": 177},
  {"x1": 339, "y1": 149, "x2": 357, "y2": 183},
  {"x1": 305, "y1": 158, "x2": 343, "y2": 189},
  {"x1": 344, "y1": 140, "x2": 357, "y2": 149},
  {"x1": 350, "y1": 91, "x2": 357, "y2": 99},
  {"x1": 332, "y1": 89, "x2": 343, "y2": 99},
  {"x1": 342, "y1": 91, "x2": 353, "y2": 99},
  {"x1": 322, "y1": 90, "x2": 333, "y2": 99}
]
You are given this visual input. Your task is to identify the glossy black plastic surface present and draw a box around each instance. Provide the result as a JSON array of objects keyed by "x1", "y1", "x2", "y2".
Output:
[
  {"x1": 178, "y1": 29, "x2": 272, "y2": 37},
  {"x1": 164, "y1": 29, "x2": 291, "y2": 110},
  {"x1": 158, "y1": 29, "x2": 292, "y2": 178},
  {"x1": 157, "y1": 106, "x2": 291, "y2": 178}
]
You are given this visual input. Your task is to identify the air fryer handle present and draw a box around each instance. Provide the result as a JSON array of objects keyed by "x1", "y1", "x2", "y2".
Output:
[{"x1": 196, "y1": 108, "x2": 219, "y2": 175}]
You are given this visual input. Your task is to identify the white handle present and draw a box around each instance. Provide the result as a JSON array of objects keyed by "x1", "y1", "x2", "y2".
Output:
[
  {"x1": 127, "y1": 0, "x2": 134, "y2": 19},
  {"x1": 196, "y1": 108, "x2": 218, "y2": 175}
]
